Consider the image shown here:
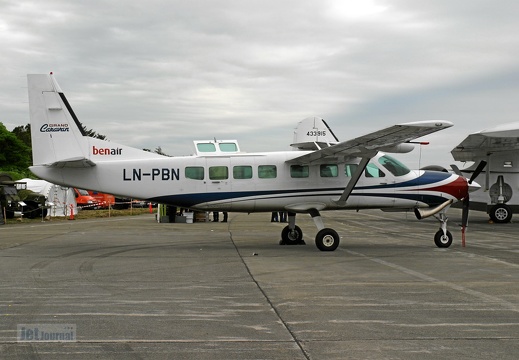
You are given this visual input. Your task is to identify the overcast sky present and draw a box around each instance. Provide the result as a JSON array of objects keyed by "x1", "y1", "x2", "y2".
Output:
[{"x1": 2, "y1": 0, "x2": 519, "y2": 168}]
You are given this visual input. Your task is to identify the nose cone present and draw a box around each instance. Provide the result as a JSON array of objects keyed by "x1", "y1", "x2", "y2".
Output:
[{"x1": 468, "y1": 180, "x2": 481, "y2": 193}]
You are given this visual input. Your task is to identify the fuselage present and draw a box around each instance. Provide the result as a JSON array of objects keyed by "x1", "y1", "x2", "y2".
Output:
[{"x1": 30, "y1": 150, "x2": 468, "y2": 213}]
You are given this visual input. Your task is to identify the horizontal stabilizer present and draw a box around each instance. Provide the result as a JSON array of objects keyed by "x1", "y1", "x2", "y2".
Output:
[{"x1": 47, "y1": 157, "x2": 96, "y2": 168}]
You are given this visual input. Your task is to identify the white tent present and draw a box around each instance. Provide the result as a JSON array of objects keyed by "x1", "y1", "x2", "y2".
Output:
[{"x1": 21, "y1": 179, "x2": 78, "y2": 217}]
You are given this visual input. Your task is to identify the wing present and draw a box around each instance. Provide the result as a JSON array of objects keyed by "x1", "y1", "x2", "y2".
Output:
[
  {"x1": 287, "y1": 120, "x2": 453, "y2": 164},
  {"x1": 451, "y1": 122, "x2": 519, "y2": 162}
]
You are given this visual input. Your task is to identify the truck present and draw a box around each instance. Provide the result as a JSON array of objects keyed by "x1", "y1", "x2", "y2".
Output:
[{"x1": 0, "y1": 173, "x2": 47, "y2": 220}]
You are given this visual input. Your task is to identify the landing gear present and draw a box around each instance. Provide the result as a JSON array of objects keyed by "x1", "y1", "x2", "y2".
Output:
[
  {"x1": 434, "y1": 229, "x2": 452, "y2": 248},
  {"x1": 489, "y1": 204, "x2": 512, "y2": 224},
  {"x1": 280, "y1": 225, "x2": 303, "y2": 245},
  {"x1": 280, "y1": 212, "x2": 305, "y2": 245},
  {"x1": 430, "y1": 210, "x2": 454, "y2": 248},
  {"x1": 278, "y1": 210, "x2": 341, "y2": 251},
  {"x1": 488, "y1": 176, "x2": 513, "y2": 223},
  {"x1": 315, "y1": 228, "x2": 340, "y2": 251}
]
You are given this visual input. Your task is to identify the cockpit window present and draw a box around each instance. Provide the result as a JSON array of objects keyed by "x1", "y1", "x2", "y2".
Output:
[
  {"x1": 378, "y1": 155, "x2": 410, "y2": 176},
  {"x1": 365, "y1": 163, "x2": 385, "y2": 178},
  {"x1": 197, "y1": 143, "x2": 216, "y2": 152}
]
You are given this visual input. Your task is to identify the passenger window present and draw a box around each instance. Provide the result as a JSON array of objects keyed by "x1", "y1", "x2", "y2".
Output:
[
  {"x1": 290, "y1": 165, "x2": 309, "y2": 178},
  {"x1": 320, "y1": 164, "x2": 338, "y2": 177},
  {"x1": 197, "y1": 143, "x2": 216, "y2": 152},
  {"x1": 185, "y1": 166, "x2": 204, "y2": 180},
  {"x1": 219, "y1": 143, "x2": 238, "y2": 152},
  {"x1": 209, "y1": 166, "x2": 228, "y2": 180},
  {"x1": 258, "y1": 165, "x2": 277, "y2": 179},
  {"x1": 345, "y1": 164, "x2": 358, "y2": 177},
  {"x1": 233, "y1": 165, "x2": 252, "y2": 179},
  {"x1": 365, "y1": 163, "x2": 385, "y2": 178}
]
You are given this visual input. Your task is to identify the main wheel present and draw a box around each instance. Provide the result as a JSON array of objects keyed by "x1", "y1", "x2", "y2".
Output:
[
  {"x1": 489, "y1": 204, "x2": 512, "y2": 224},
  {"x1": 315, "y1": 228, "x2": 340, "y2": 251},
  {"x1": 281, "y1": 225, "x2": 303, "y2": 245},
  {"x1": 434, "y1": 229, "x2": 452, "y2": 248}
]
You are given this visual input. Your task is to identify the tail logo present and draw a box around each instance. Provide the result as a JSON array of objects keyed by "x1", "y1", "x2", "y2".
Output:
[
  {"x1": 92, "y1": 146, "x2": 123, "y2": 156},
  {"x1": 40, "y1": 123, "x2": 70, "y2": 132}
]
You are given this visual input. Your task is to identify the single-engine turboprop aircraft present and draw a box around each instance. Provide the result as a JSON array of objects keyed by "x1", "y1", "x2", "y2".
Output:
[{"x1": 27, "y1": 73, "x2": 478, "y2": 251}]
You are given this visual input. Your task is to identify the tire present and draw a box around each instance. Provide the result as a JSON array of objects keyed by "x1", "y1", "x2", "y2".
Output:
[
  {"x1": 315, "y1": 228, "x2": 340, "y2": 251},
  {"x1": 22, "y1": 202, "x2": 38, "y2": 219},
  {"x1": 434, "y1": 229, "x2": 452, "y2": 248},
  {"x1": 281, "y1": 225, "x2": 303, "y2": 245},
  {"x1": 489, "y1": 204, "x2": 512, "y2": 224}
]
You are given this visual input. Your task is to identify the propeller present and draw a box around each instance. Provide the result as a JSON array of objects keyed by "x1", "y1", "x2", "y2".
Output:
[
  {"x1": 469, "y1": 160, "x2": 487, "y2": 184},
  {"x1": 450, "y1": 161, "x2": 487, "y2": 247}
]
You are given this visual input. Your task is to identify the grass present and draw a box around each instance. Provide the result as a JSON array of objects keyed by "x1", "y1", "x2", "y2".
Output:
[{"x1": 2, "y1": 207, "x2": 154, "y2": 225}]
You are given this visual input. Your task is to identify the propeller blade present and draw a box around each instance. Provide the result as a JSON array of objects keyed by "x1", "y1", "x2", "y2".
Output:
[
  {"x1": 450, "y1": 164, "x2": 462, "y2": 176},
  {"x1": 460, "y1": 195, "x2": 470, "y2": 248},
  {"x1": 469, "y1": 160, "x2": 487, "y2": 184},
  {"x1": 461, "y1": 196, "x2": 469, "y2": 228}
]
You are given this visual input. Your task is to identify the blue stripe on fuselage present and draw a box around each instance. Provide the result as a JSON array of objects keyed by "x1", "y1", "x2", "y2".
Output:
[
  {"x1": 149, "y1": 171, "x2": 451, "y2": 208},
  {"x1": 149, "y1": 186, "x2": 447, "y2": 208},
  {"x1": 355, "y1": 171, "x2": 451, "y2": 190}
]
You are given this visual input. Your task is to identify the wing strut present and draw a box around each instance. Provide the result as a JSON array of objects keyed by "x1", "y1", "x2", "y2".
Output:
[{"x1": 333, "y1": 156, "x2": 372, "y2": 206}]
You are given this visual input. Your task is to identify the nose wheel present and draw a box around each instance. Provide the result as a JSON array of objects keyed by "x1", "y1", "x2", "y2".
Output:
[{"x1": 434, "y1": 229, "x2": 452, "y2": 248}]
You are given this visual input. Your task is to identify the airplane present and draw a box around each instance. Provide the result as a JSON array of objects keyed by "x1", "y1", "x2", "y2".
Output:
[
  {"x1": 27, "y1": 73, "x2": 479, "y2": 251},
  {"x1": 451, "y1": 122, "x2": 519, "y2": 224}
]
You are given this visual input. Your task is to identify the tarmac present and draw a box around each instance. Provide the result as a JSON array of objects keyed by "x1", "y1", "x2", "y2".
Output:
[{"x1": 0, "y1": 208, "x2": 518, "y2": 359}]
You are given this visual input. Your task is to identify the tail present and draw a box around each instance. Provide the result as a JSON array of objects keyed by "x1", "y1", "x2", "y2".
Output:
[
  {"x1": 27, "y1": 73, "x2": 163, "y2": 167},
  {"x1": 290, "y1": 117, "x2": 339, "y2": 150}
]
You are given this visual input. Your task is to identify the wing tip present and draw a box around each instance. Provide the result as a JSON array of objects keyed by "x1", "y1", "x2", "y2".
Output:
[{"x1": 398, "y1": 120, "x2": 453, "y2": 128}]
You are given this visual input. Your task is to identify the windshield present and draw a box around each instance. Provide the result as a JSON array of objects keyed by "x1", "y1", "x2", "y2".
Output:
[{"x1": 378, "y1": 155, "x2": 410, "y2": 176}]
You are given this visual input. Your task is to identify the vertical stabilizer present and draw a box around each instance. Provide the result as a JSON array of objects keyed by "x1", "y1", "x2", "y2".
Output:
[
  {"x1": 28, "y1": 74, "x2": 88, "y2": 166},
  {"x1": 28, "y1": 74, "x2": 164, "y2": 168},
  {"x1": 291, "y1": 117, "x2": 339, "y2": 150}
]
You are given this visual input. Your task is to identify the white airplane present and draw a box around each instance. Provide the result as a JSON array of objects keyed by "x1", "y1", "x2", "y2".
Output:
[
  {"x1": 451, "y1": 122, "x2": 519, "y2": 224},
  {"x1": 27, "y1": 73, "x2": 478, "y2": 251}
]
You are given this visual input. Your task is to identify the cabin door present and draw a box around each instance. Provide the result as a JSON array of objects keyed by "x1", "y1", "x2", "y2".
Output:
[{"x1": 205, "y1": 159, "x2": 232, "y2": 211}]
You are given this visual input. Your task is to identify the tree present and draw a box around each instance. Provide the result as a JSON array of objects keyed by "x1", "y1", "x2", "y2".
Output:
[
  {"x1": 11, "y1": 124, "x2": 31, "y2": 148},
  {"x1": 81, "y1": 123, "x2": 107, "y2": 140},
  {"x1": 154, "y1": 146, "x2": 169, "y2": 156},
  {"x1": 0, "y1": 122, "x2": 32, "y2": 176}
]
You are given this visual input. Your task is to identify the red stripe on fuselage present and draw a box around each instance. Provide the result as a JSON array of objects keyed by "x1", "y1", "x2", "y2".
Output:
[{"x1": 416, "y1": 175, "x2": 468, "y2": 200}]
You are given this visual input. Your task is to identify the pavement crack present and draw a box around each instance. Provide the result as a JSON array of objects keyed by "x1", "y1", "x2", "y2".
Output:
[{"x1": 228, "y1": 227, "x2": 311, "y2": 360}]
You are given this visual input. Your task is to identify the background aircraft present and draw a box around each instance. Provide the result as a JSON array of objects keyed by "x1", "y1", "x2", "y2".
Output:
[
  {"x1": 28, "y1": 73, "x2": 476, "y2": 251},
  {"x1": 451, "y1": 122, "x2": 519, "y2": 223}
]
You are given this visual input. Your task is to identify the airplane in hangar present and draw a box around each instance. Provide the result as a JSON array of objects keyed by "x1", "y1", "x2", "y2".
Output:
[
  {"x1": 450, "y1": 122, "x2": 519, "y2": 224},
  {"x1": 27, "y1": 73, "x2": 479, "y2": 251}
]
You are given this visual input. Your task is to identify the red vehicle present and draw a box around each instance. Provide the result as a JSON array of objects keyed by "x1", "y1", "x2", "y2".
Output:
[
  {"x1": 87, "y1": 190, "x2": 115, "y2": 209},
  {"x1": 73, "y1": 188, "x2": 100, "y2": 210}
]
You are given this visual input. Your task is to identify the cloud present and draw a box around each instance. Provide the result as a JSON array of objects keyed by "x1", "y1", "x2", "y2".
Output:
[{"x1": 2, "y1": 0, "x2": 519, "y2": 168}]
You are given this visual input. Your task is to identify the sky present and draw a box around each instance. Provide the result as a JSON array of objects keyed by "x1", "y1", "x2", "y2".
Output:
[{"x1": 2, "y1": 0, "x2": 519, "y2": 169}]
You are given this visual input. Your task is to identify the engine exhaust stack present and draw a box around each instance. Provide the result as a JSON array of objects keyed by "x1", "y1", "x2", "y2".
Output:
[{"x1": 414, "y1": 199, "x2": 454, "y2": 220}]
